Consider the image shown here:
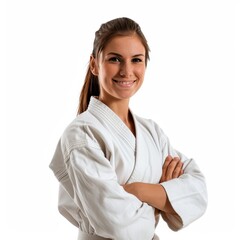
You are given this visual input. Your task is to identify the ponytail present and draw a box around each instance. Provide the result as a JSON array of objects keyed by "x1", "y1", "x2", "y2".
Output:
[{"x1": 77, "y1": 66, "x2": 100, "y2": 114}]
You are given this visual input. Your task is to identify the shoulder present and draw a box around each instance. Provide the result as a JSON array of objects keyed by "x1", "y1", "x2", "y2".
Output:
[
  {"x1": 60, "y1": 111, "x2": 109, "y2": 157},
  {"x1": 62, "y1": 111, "x2": 94, "y2": 139},
  {"x1": 134, "y1": 114, "x2": 168, "y2": 145},
  {"x1": 134, "y1": 114, "x2": 163, "y2": 133}
]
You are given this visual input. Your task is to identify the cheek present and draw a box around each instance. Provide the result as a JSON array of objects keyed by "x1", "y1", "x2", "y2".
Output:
[
  {"x1": 99, "y1": 65, "x2": 118, "y2": 78},
  {"x1": 137, "y1": 67, "x2": 146, "y2": 79}
]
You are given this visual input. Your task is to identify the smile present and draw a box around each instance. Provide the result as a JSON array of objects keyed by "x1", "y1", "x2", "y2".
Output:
[{"x1": 113, "y1": 80, "x2": 136, "y2": 87}]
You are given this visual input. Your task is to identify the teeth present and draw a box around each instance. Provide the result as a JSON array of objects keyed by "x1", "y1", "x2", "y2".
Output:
[
  {"x1": 114, "y1": 80, "x2": 135, "y2": 84},
  {"x1": 119, "y1": 81, "x2": 132, "y2": 84}
]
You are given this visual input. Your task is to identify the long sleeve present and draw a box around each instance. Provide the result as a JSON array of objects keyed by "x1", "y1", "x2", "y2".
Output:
[
  {"x1": 156, "y1": 126, "x2": 208, "y2": 231},
  {"x1": 50, "y1": 136, "x2": 155, "y2": 240},
  {"x1": 50, "y1": 97, "x2": 207, "y2": 238}
]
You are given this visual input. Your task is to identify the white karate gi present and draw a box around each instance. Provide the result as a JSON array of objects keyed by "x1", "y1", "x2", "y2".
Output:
[{"x1": 49, "y1": 97, "x2": 207, "y2": 240}]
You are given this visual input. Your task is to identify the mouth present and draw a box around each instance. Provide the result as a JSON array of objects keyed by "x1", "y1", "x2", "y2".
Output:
[{"x1": 113, "y1": 79, "x2": 136, "y2": 87}]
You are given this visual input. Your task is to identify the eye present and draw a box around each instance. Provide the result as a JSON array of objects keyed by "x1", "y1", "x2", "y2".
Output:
[
  {"x1": 108, "y1": 57, "x2": 121, "y2": 62},
  {"x1": 132, "y1": 58, "x2": 143, "y2": 63}
]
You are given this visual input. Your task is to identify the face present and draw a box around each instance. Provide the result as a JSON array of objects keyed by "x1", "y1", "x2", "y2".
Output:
[{"x1": 90, "y1": 34, "x2": 146, "y2": 104}]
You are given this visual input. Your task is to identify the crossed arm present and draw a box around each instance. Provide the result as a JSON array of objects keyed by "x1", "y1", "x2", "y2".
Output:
[{"x1": 123, "y1": 155, "x2": 183, "y2": 215}]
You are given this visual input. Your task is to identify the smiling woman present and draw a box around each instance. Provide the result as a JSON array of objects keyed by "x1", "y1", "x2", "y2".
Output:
[
  {"x1": 90, "y1": 34, "x2": 146, "y2": 130},
  {"x1": 49, "y1": 17, "x2": 207, "y2": 240}
]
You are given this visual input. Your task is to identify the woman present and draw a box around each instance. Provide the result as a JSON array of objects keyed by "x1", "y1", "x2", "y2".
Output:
[{"x1": 49, "y1": 17, "x2": 207, "y2": 240}]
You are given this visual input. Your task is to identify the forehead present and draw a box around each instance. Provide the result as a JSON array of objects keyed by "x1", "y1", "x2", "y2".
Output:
[{"x1": 102, "y1": 34, "x2": 145, "y2": 56}]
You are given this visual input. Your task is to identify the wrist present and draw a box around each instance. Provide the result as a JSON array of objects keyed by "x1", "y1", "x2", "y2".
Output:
[
  {"x1": 136, "y1": 182, "x2": 146, "y2": 201},
  {"x1": 140, "y1": 183, "x2": 168, "y2": 211}
]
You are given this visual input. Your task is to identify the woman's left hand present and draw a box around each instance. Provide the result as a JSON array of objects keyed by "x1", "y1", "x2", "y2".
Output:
[{"x1": 160, "y1": 155, "x2": 184, "y2": 183}]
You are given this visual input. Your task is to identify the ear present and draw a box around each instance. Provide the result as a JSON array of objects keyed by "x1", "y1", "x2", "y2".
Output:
[{"x1": 90, "y1": 55, "x2": 98, "y2": 76}]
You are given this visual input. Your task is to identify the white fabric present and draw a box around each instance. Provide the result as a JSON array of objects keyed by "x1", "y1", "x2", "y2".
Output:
[
  {"x1": 49, "y1": 97, "x2": 207, "y2": 240},
  {"x1": 78, "y1": 230, "x2": 111, "y2": 240},
  {"x1": 77, "y1": 230, "x2": 159, "y2": 240}
]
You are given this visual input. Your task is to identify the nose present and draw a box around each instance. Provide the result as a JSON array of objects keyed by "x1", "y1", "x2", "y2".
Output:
[{"x1": 119, "y1": 62, "x2": 133, "y2": 78}]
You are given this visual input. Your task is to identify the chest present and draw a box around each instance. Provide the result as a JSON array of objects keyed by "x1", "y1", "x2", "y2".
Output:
[{"x1": 106, "y1": 125, "x2": 163, "y2": 185}]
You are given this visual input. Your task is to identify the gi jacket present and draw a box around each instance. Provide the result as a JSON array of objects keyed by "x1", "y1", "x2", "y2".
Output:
[{"x1": 50, "y1": 97, "x2": 207, "y2": 240}]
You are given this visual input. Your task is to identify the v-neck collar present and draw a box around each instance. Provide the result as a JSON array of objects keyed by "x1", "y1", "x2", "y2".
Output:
[
  {"x1": 87, "y1": 97, "x2": 136, "y2": 152},
  {"x1": 126, "y1": 124, "x2": 150, "y2": 183}
]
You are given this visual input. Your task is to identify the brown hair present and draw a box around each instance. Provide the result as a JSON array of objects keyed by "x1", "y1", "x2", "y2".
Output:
[{"x1": 77, "y1": 17, "x2": 150, "y2": 114}]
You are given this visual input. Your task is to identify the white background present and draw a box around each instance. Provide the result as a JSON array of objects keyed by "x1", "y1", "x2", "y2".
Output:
[{"x1": 3, "y1": 0, "x2": 240, "y2": 239}]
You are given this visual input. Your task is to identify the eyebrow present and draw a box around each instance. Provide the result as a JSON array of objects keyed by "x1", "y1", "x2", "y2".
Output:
[{"x1": 107, "y1": 52, "x2": 145, "y2": 58}]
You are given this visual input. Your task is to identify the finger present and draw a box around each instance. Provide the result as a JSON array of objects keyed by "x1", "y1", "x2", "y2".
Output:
[
  {"x1": 160, "y1": 155, "x2": 173, "y2": 182},
  {"x1": 172, "y1": 160, "x2": 183, "y2": 178},
  {"x1": 162, "y1": 155, "x2": 173, "y2": 170},
  {"x1": 160, "y1": 155, "x2": 172, "y2": 181},
  {"x1": 165, "y1": 157, "x2": 181, "y2": 181}
]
